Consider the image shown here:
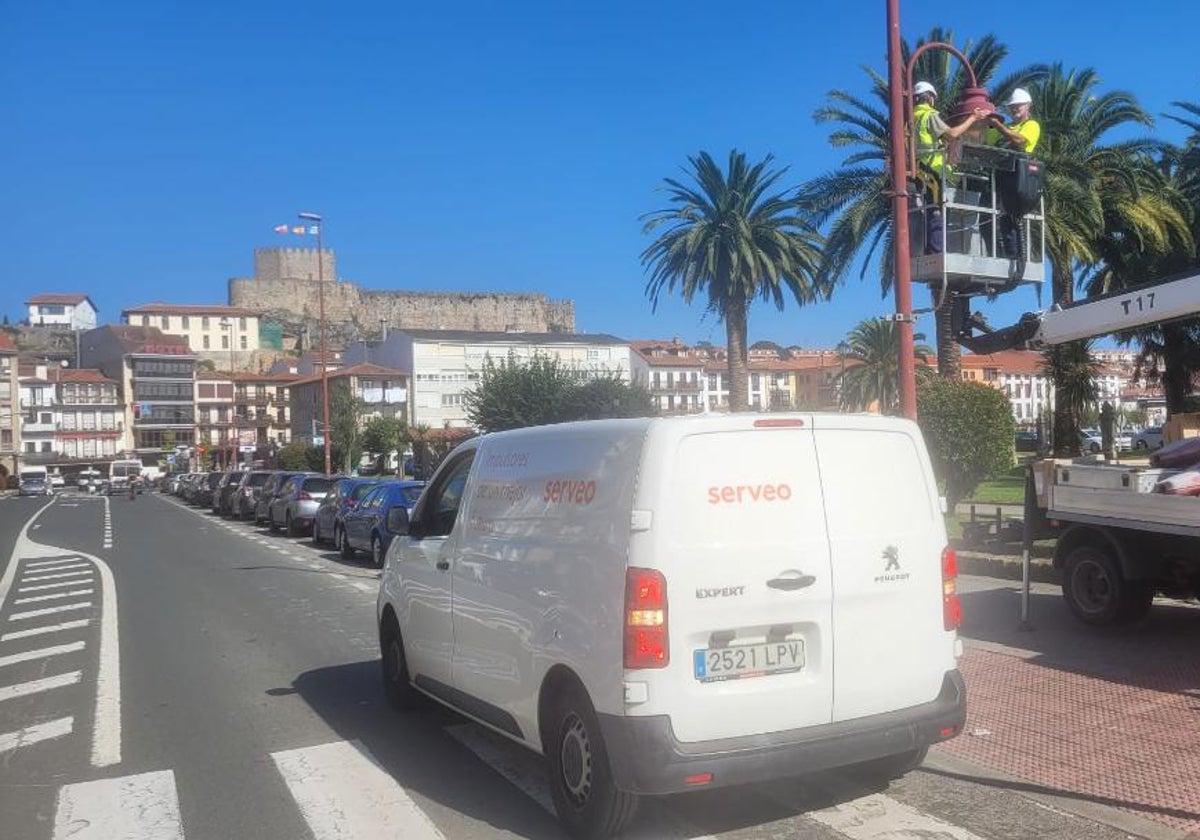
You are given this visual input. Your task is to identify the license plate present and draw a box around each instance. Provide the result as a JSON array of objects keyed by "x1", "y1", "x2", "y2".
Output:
[{"x1": 693, "y1": 641, "x2": 805, "y2": 683}]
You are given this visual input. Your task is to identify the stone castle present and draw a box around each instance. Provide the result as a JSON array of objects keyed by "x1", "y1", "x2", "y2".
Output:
[{"x1": 228, "y1": 249, "x2": 575, "y2": 345}]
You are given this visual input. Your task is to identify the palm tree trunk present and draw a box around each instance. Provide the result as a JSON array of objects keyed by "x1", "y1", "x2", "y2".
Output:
[
  {"x1": 935, "y1": 301, "x2": 961, "y2": 379},
  {"x1": 725, "y1": 299, "x2": 750, "y2": 411},
  {"x1": 1050, "y1": 260, "x2": 1077, "y2": 455},
  {"x1": 1163, "y1": 324, "x2": 1192, "y2": 414}
]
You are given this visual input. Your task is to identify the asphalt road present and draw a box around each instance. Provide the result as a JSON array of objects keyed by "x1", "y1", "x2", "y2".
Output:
[{"x1": 0, "y1": 490, "x2": 1173, "y2": 840}]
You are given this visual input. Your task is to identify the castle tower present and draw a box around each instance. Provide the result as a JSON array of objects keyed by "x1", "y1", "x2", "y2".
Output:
[{"x1": 254, "y1": 247, "x2": 337, "y2": 282}]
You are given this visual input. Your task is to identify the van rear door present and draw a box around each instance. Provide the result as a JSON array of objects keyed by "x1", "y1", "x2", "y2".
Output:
[
  {"x1": 634, "y1": 417, "x2": 833, "y2": 743},
  {"x1": 811, "y1": 417, "x2": 954, "y2": 723}
]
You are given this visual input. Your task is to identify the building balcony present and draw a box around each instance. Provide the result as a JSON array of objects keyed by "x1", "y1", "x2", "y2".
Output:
[
  {"x1": 134, "y1": 418, "x2": 196, "y2": 427},
  {"x1": 19, "y1": 451, "x2": 61, "y2": 465},
  {"x1": 19, "y1": 399, "x2": 56, "y2": 409},
  {"x1": 22, "y1": 421, "x2": 57, "y2": 434},
  {"x1": 649, "y1": 382, "x2": 703, "y2": 394}
]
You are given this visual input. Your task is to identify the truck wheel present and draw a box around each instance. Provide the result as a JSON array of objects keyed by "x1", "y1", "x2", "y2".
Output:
[
  {"x1": 1062, "y1": 545, "x2": 1132, "y2": 626},
  {"x1": 379, "y1": 618, "x2": 422, "y2": 710},
  {"x1": 1119, "y1": 581, "x2": 1155, "y2": 623},
  {"x1": 545, "y1": 683, "x2": 639, "y2": 839}
]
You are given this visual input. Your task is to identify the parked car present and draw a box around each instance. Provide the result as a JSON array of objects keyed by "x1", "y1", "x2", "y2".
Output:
[
  {"x1": 48, "y1": 471, "x2": 65, "y2": 490},
  {"x1": 1080, "y1": 429, "x2": 1103, "y2": 453},
  {"x1": 339, "y1": 480, "x2": 424, "y2": 567},
  {"x1": 1014, "y1": 431, "x2": 1039, "y2": 453},
  {"x1": 268, "y1": 474, "x2": 333, "y2": 535},
  {"x1": 312, "y1": 478, "x2": 379, "y2": 546},
  {"x1": 193, "y1": 471, "x2": 224, "y2": 508},
  {"x1": 1134, "y1": 425, "x2": 1164, "y2": 450},
  {"x1": 231, "y1": 470, "x2": 275, "y2": 520},
  {"x1": 77, "y1": 469, "x2": 102, "y2": 492},
  {"x1": 212, "y1": 471, "x2": 240, "y2": 515},
  {"x1": 377, "y1": 415, "x2": 965, "y2": 838},
  {"x1": 255, "y1": 471, "x2": 301, "y2": 525}
]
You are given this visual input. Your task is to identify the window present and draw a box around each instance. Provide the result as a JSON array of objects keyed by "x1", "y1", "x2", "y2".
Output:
[
  {"x1": 41, "y1": 412, "x2": 52, "y2": 424},
  {"x1": 222, "y1": 335, "x2": 229, "y2": 350},
  {"x1": 182, "y1": 316, "x2": 190, "y2": 329},
  {"x1": 240, "y1": 335, "x2": 247, "y2": 350},
  {"x1": 141, "y1": 315, "x2": 150, "y2": 326},
  {"x1": 239, "y1": 317, "x2": 247, "y2": 330},
  {"x1": 202, "y1": 316, "x2": 210, "y2": 329},
  {"x1": 161, "y1": 316, "x2": 170, "y2": 329},
  {"x1": 417, "y1": 453, "x2": 474, "y2": 538},
  {"x1": 41, "y1": 441, "x2": 52, "y2": 452},
  {"x1": 203, "y1": 335, "x2": 210, "y2": 349}
]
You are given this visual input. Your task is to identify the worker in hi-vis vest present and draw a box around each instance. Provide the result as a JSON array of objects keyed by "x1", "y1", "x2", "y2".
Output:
[
  {"x1": 913, "y1": 81, "x2": 989, "y2": 254},
  {"x1": 986, "y1": 87, "x2": 1042, "y2": 258}
]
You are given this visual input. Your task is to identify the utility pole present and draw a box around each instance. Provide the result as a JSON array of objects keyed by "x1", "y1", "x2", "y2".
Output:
[
  {"x1": 299, "y1": 212, "x2": 332, "y2": 474},
  {"x1": 886, "y1": 0, "x2": 918, "y2": 421}
]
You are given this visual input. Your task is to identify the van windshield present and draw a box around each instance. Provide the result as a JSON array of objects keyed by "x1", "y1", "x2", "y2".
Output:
[{"x1": 19, "y1": 472, "x2": 45, "y2": 482}]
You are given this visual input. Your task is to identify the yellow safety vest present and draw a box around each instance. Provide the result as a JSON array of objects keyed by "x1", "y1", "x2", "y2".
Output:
[
  {"x1": 987, "y1": 118, "x2": 1041, "y2": 154},
  {"x1": 914, "y1": 102, "x2": 945, "y2": 175}
]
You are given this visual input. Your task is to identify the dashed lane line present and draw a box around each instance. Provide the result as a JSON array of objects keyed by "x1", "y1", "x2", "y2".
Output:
[
  {"x1": 9, "y1": 602, "x2": 94, "y2": 621},
  {"x1": 1, "y1": 619, "x2": 91, "y2": 642},
  {"x1": 0, "y1": 641, "x2": 86, "y2": 669},
  {"x1": 0, "y1": 670, "x2": 83, "y2": 702},
  {"x1": 15, "y1": 588, "x2": 95, "y2": 604},
  {"x1": 0, "y1": 717, "x2": 74, "y2": 753}
]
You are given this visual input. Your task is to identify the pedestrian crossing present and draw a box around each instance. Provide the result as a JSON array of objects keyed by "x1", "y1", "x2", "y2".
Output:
[{"x1": 12, "y1": 726, "x2": 1020, "y2": 840}]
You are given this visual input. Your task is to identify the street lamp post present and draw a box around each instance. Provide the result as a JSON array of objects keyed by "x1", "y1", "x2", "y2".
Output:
[
  {"x1": 219, "y1": 317, "x2": 234, "y2": 469},
  {"x1": 299, "y1": 211, "x2": 332, "y2": 475}
]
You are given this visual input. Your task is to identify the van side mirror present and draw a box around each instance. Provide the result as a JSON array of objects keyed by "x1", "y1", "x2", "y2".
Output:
[{"x1": 386, "y1": 506, "x2": 410, "y2": 535}]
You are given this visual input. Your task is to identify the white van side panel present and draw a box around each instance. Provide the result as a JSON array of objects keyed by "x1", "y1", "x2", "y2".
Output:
[
  {"x1": 811, "y1": 417, "x2": 956, "y2": 722},
  {"x1": 628, "y1": 416, "x2": 836, "y2": 743},
  {"x1": 452, "y1": 421, "x2": 649, "y2": 748}
]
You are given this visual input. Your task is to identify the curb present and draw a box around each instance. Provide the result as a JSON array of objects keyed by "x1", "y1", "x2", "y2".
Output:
[{"x1": 957, "y1": 551, "x2": 1060, "y2": 585}]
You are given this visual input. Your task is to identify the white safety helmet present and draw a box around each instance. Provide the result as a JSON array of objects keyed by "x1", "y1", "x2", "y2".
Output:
[
  {"x1": 914, "y1": 81, "x2": 937, "y2": 99},
  {"x1": 1006, "y1": 88, "x2": 1033, "y2": 107}
]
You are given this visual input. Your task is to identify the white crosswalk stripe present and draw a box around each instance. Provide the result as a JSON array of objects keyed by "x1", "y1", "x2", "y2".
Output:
[
  {"x1": 15, "y1": 588, "x2": 95, "y2": 604},
  {"x1": 19, "y1": 579, "x2": 96, "y2": 592},
  {"x1": 53, "y1": 769, "x2": 184, "y2": 840},
  {"x1": 0, "y1": 716, "x2": 74, "y2": 753},
  {"x1": 272, "y1": 739, "x2": 447, "y2": 840},
  {"x1": 26, "y1": 558, "x2": 88, "y2": 570},
  {"x1": 0, "y1": 640, "x2": 85, "y2": 668},
  {"x1": 9, "y1": 601, "x2": 93, "y2": 621},
  {"x1": 1, "y1": 618, "x2": 91, "y2": 641},
  {"x1": 0, "y1": 670, "x2": 82, "y2": 702},
  {"x1": 21, "y1": 570, "x2": 94, "y2": 583},
  {"x1": 805, "y1": 787, "x2": 989, "y2": 839}
]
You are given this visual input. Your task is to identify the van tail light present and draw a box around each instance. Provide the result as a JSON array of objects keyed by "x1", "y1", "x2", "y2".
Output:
[
  {"x1": 624, "y1": 568, "x2": 669, "y2": 669},
  {"x1": 942, "y1": 547, "x2": 962, "y2": 631}
]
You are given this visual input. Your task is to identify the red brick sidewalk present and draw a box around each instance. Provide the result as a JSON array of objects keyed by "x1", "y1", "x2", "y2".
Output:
[{"x1": 936, "y1": 647, "x2": 1200, "y2": 836}]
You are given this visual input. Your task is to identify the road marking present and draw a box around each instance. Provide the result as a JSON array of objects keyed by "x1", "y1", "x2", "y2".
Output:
[
  {"x1": 26, "y1": 558, "x2": 88, "y2": 569},
  {"x1": 102, "y1": 495, "x2": 112, "y2": 549},
  {"x1": 53, "y1": 769, "x2": 184, "y2": 840},
  {"x1": 0, "y1": 716, "x2": 74, "y2": 753},
  {"x1": 19, "y1": 579, "x2": 96, "y2": 593},
  {"x1": 446, "y1": 723, "x2": 555, "y2": 814},
  {"x1": 22, "y1": 570, "x2": 94, "y2": 582},
  {"x1": 1, "y1": 619, "x2": 91, "y2": 641},
  {"x1": 0, "y1": 641, "x2": 86, "y2": 668},
  {"x1": 272, "y1": 740, "x2": 447, "y2": 840},
  {"x1": 9, "y1": 602, "x2": 93, "y2": 621},
  {"x1": 0, "y1": 670, "x2": 83, "y2": 702},
  {"x1": 16, "y1": 588, "x2": 95, "y2": 604},
  {"x1": 91, "y1": 549, "x2": 122, "y2": 767},
  {"x1": 806, "y1": 789, "x2": 988, "y2": 840}
]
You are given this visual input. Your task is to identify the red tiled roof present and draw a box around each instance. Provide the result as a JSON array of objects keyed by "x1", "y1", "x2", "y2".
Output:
[
  {"x1": 960, "y1": 350, "x2": 1046, "y2": 375},
  {"x1": 123, "y1": 303, "x2": 259, "y2": 317},
  {"x1": 232, "y1": 372, "x2": 301, "y2": 383},
  {"x1": 26, "y1": 293, "x2": 94, "y2": 307},
  {"x1": 0, "y1": 332, "x2": 17, "y2": 352},
  {"x1": 51, "y1": 368, "x2": 116, "y2": 384},
  {"x1": 290, "y1": 363, "x2": 406, "y2": 388}
]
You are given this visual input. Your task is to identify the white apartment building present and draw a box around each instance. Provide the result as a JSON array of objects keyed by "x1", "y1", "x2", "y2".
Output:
[
  {"x1": 17, "y1": 364, "x2": 124, "y2": 465},
  {"x1": 961, "y1": 350, "x2": 1130, "y2": 426},
  {"x1": 121, "y1": 304, "x2": 261, "y2": 358},
  {"x1": 26, "y1": 294, "x2": 99, "y2": 330},
  {"x1": 341, "y1": 330, "x2": 632, "y2": 428}
]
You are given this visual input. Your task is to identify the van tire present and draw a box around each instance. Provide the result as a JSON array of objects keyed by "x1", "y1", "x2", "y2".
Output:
[
  {"x1": 851, "y1": 746, "x2": 928, "y2": 782},
  {"x1": 379, "y1": 618, "x2": 422, "y2": 710},
  {"x1": 1062, "y1": 544, "x2": 1135, "y2": 626},
  {"x1": 545, "y1": 684, "x2": 639, "y2": 839}
]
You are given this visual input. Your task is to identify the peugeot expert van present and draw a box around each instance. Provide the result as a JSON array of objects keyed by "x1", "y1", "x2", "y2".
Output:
[{"x1": 377, "y1": 414, "x2": 965, "y2": 838}]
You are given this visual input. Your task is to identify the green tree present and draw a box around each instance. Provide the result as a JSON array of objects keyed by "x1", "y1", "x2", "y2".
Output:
[
  {"x1": 641, "y1": 149, "x2": 825, "y2": 411},
  {"x1": 361, "y1": 415, "x2": 402, "y2": 474},
  {"x1": 560, "y1": 375, "x2": 655, "y2": 421},
  {"x1": 276, "y1": 441, "x2": 310, "y2": 471},
  {"x1": 918, "y1": 378, "x2": 1015, "y2": 509},
  {"x1": 1042, "y1": 341, "x2": 1100, "y2": 455},
  {"x1": 328, "y1": 380, "x2": 362, "y2": 474},
  {"x1": 801, "y1": 28, "x2": 1042, "y2": 379},
  {"x1": 837, "y1": 318, "x2": 933, "y2": 414},
  {"x1": 463, "y1": 353, "x2": 578, "y2": 432}
]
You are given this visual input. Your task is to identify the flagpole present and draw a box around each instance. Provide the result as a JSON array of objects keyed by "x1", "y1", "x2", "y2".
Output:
[{"x1": 299, "y1": 211, "x2": 332, "y2": 475}]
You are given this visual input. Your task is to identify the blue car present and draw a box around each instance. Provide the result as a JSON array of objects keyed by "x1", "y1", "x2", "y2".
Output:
[
  {"x1": 339, "y1": 480, "x2": 425, "y2": 568},
  {"x1": 314, "y1": 477, "x2": 380, "y2": 547}
]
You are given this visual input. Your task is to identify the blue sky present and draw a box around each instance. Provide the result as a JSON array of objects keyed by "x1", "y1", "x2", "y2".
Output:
[{"x1": 5, "y1": 0, "x2": 1199, "y2": 349}]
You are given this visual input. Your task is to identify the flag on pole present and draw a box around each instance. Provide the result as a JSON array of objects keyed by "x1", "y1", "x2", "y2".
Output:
[
  {"x1": 308, "y1": 225, "x2": 320, "y2": 235},
  {"x1": 291, "y1": 225, "x2": 306, "y2": 234},
  {"x1": 273, "y1": 224, "x2": 288, "y2": 234}
]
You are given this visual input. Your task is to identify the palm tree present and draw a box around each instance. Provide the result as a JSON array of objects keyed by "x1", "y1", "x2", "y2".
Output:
[
  {"x1": 1042, "y1": 341, "x2": 1101, "y2": 451},
  {"x1": 641, "y1": 150, "x2": 825, "y2": 411},
  {"x1": 1032, "y1": 67, "x2": 1192, "y2": 451},
  {"x1": 837, "y1": 318, "x2": 933, "y2": 414},
  {"x1": 802, "y1": 28, "x2": 1044, "y2": 379}
]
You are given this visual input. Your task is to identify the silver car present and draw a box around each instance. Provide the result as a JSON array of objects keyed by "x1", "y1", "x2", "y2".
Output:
[
  {"x1": 268, "y1": 474, "x2": 333, "y2": 536},
  {"x1": 1134, "y1": 425, "x2": 1164, "y2": 451}
]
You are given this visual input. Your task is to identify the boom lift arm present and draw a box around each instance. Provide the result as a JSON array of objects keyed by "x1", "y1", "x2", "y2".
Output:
[{"x1": 954, "y1": 269, "x2": 1200, "y2": 354}]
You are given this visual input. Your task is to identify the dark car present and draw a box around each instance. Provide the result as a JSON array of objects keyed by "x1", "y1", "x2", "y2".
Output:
[
  {"x1": 268, "y1": 474, "x2": 333, "y2": 536},
  {"x1": 193, "y1": 471, "x2": 224, "y2": 507},
  {"x1": 255, "y1": 471, "x2": 309, "y2": 525},
  {"x1": 1014, "y1": 431, "x2": 1040, "y2": 453},
  {"x1": 212, "y1": 471, "x2": 244, "y2": 515},
  {"x1": 340, "y1": 480, "x2": 425, "y2": 568},
  {"x1": 313, "y1": 478, "x2": 379, "y2": 546},
  {"x1": 231, "y1": 470, "x2": 275, "y2": 520}
]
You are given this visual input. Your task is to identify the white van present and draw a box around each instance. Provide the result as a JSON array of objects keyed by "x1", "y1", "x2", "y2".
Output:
[{"x1": 377, "y1": 414, "x2": 966, "y2": 838}]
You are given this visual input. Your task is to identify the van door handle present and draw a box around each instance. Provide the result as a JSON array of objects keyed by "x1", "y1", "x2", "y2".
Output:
[
  {"x1": 436, "y1": 560, "x2": 450, "y2": 571},
  {"x1": 767, "y1": 571, "x2": 816, "y2": 591}
]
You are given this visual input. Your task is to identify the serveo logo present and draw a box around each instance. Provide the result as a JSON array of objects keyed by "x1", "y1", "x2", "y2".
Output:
[
  {"x1": 707, "y1": 483, "x2": 793, "y2": 504},
  {"x1": 544, "y1": 479, "x2": 597, "y2": 505}
]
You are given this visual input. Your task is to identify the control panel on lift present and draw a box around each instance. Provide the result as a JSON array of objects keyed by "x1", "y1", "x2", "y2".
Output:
[{"x1": 910, "y1": 142, "x2": 1046, "y2": 299}]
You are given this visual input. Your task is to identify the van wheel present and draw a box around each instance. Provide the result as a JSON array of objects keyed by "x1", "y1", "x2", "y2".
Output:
[
  {"x1": 851, "y1": 746, "x2": 928, "y2": 783},
  {"x1": 1062, "y1": 544, "x2": 1136, "y2": 626},
  {"x1": 372, "y1": 535, "x2": 384, "y2": 569},
  {"x1": 379, "y1": 619, "x2": 422, "y2": 710},
  {"x1": 545, "y1": 684, "x2": 638, "y2": 839}
]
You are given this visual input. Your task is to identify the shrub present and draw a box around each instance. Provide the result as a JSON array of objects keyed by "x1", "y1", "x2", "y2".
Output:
[{"x1": 918, "y1": 378, "x2": 1015, "y2": 509}]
